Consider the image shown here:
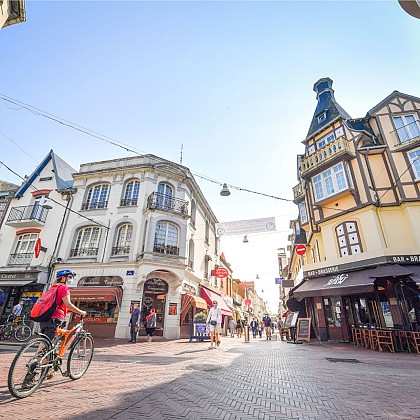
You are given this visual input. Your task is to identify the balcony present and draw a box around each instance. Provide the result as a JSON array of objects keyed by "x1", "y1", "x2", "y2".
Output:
[
  {"x1": 299, "y1": 137, "x2": 354, "y2": 178},
  {"x1": 111, "y1": 246, "x2": 130, "y2": 256},
  {"x1": 81, "y1": 201, "x2": 108, "y2": 210},
  {"x1": 120, "y1": 198, "x2": 138, "y2": 207},
  {"x1": 70, "y1": 247, "x2": 99, "y2": 257},
  {"x1": 8, "y1": 253, "x2": 33, "y2": 266},
  {"x1": 146, "y1": 192, "x2": 188, "y2": 216},
  {"x1": 292, "y1": 181, "x2": 306, "y2": 203},
  {"x1": 391, "y1": 120, "x2": 420, "y2": 150},
  {"x1": 153, "y1": 244, "x2": 179, "y2": 255},
  {"x1": 6, "y1": 205, "x2": 48, "y2": 227}
]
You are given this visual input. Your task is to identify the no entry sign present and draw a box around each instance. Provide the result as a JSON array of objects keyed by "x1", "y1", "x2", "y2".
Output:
[{"x1": 296, "y1": 244, "x2": 306, "y2": 256}]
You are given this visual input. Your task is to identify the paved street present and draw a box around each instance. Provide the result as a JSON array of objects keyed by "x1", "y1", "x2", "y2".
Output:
[{"x1": 0, "y1": 335, "x2": 419, "y2": 420}]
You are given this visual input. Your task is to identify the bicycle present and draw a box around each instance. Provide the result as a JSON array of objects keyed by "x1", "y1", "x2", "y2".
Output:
[
  {"x1": 0, "y1": 314, "x2": 33, "y2": 342},
  {"x1": 7, "y1": 317, "x2": 94, "y2": 399}
]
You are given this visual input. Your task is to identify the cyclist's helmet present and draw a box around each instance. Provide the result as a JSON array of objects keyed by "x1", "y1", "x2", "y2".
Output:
[{"x1": 56, "y1": 268, "x2": 76, "y2": 278}]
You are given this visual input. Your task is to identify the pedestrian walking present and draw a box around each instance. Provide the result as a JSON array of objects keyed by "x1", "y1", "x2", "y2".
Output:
[
  {"x1": 206, "y1": 300, "x2": 222, "y2": 349},
  {"x1": 250, "y1": 317, "x2": 258, "y2": 338},
  {"x1": 228, "y1": 318, "x2": 235, "y2": 337},
  {"x1": 12, "y1": 300, "x2": 24, "y2": 320},
  {"x1": 236, "y1": 318, "x2": 243, "y2": 338},
  {"x1": 258, "y1": 320, "x2": 263, "y2": 338},
  {"x1": 128, "y1": 303, "x2": 140, "y2": 343},
  {"x1": 145, "y1": 308, "x2": 156, "y2": 342},
  {"x1": 263, "y1": 314, "x2": 272, "y2": 340},
  {"x1": 271, "y1": 321, "x2": 275, "y2": 335}
]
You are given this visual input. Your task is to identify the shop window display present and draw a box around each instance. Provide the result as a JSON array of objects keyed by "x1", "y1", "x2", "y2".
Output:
[{"x1": 73, "y1": 300, "x2": 119, "y2": 323}]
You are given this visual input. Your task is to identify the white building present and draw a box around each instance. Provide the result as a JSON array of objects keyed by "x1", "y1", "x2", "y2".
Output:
[
  {"x1": 0, "y1": 150, "x2": 76, "y2": 321},
  {"x1": 55, "y1": 154, "x2": 219, "y2": 339}
]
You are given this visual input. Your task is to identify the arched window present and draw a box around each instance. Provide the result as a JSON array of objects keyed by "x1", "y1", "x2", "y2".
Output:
[
  {"x1": 71, "y1": 226, "x2": 101, "y2": 257},
  {"x1": 10, "y1": 233, "x2": 38, "y2": 266},
  {"x1": 336, "y1": 221, "x2": 362, "y2": 257},
  {"x1": 153, "y1": 221, "x2": 179, "y2": 255},
  {"x1": 188, "y1": 239, "x2": 194, "y2": 269},
  {"x1": 82, "y1": 184, "x2": 110, "y2": 210},
  {"x1": 112, "y1": 224, "x2": 133, "y2": 255},
  {"x1": 121, "y1": 180, "x2": 140, "y2": 206},
  {"x1": 190, "y1": 199, "x2": 196, "y2": 227},
  {"x1": 157, "y1": 183, "x2": 173, "y2": 210}
]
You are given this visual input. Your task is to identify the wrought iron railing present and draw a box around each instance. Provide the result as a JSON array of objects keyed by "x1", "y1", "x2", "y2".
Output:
[
  {"x1": 111, "y1": 246, "x2": 130, "y2": 255},
  {"x1": 391, "y1": 120, "x2": 420, "y2": 145},
  {"x1": 8, "y1": 253, "x2": 33, "y2": 266},
  {"x1": 81, "y1": 201, "x2": 108, "y2": 210},
  {"x1": 120, "y1": 198, "x2": 138, "y2": 207},
  {"x1": 147, "y1": 192, "x2": 188, "y2": 216},
  {"x1": 7, "y1": 205, "x2": 48, "y2": 223},
  {"x1": 70, "y1": 247, "x2": 99, "y2": 257},
  {"x1": 153, "y1": 243, "x2": 179, "y2": 255}
]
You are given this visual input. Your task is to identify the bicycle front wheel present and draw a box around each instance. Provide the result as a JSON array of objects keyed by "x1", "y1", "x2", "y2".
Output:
[
  {"x1": 15, "y1": 325, "x2": 32, "y2": 342},
  {"x1": 67, "y1": 334, "x2": 94, "y2": 380},
  {"x1": 8, "y1": 337, "x2": 52, "y2": 399}
]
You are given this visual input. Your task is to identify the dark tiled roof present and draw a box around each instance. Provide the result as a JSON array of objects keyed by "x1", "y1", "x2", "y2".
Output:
[{"x1": 305, "y1": 78, "x2": 351, "y2": 140}]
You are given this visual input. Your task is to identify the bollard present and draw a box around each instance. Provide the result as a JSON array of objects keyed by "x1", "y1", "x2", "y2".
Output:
[{"x1": 244, "y1": 325, "x2": 250, "y2": 342}]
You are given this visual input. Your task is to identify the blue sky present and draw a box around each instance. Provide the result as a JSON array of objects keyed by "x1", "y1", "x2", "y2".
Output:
[{"x1": 1, "y1": 1, "x2": 420, "y2": 312}]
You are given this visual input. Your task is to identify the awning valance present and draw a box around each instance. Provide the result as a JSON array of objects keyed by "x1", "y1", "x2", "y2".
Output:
[
  {"x1": 293, "y1": 268, "x2": 378, "y2": 299},
  {"x1": 200, "y1": 288, "x2": 233, "y2": 317},
  {"x1": 180, "y1": 294, "x2": 208, "y2": 322},
  {"x1": 408, "y1": 265, "x2": 420, "y2": 285},
  {"x1": 69, "y1": 287, "x2": 123, "y2": 307},
  {"x1": 369, "y1": 264, "x2": 414, "y2": 278},
  {"x1": 0, "y1": 280, "x2": 34, "y2": 287}
]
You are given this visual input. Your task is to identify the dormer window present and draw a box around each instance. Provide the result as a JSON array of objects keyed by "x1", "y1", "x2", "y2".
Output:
[{"x1": 317, "y1": 112, "x2": 327, "y2": 123}]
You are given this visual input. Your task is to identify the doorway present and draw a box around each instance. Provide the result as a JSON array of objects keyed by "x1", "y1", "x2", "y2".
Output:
[{"x1": 141, "y1": 279, "x2": 168, "y2": 337}]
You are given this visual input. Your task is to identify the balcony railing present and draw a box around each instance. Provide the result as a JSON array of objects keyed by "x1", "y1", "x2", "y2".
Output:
[
  {"x1": 300, "y1": 136, "x2": 354, "y2": 177},
  {"x1": 7, "y1": 205, "x2": 48, "y2": 224},
  {"x1": 292, "y1": 181, "x2": 306, "y2": 202},
  {"x1": 153, "y1": 244, "x2": 179, "y2": 255},
  {"x1": 111, "y1": 246, "x2": 130, "y2": 255},
  {"x1": 146, "y1": 192, "x2": 188, "y2": 216},
  {"x1": 8, "y1": 253, "x2": 33, "y2": 266},
  {"x1": 81, "y1": 201, "x2": 108, "y2": 210},
  {"x1": 391, "y1": 120, "x2": 420, "y2": 146},
  {"x1": 120, "y1": 198, "x2": 138, "y2": 207},
  {"x1": 70, "y1": 247, "x2": 99, "y2": 257}
]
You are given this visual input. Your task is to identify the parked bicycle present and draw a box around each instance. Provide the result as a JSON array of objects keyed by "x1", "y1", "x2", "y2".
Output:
[
  {"x1": 0, "y1": 314, "x2": 33, "y2": 342},
  {"x1": 8, "y1": 317, "x2": 94, "y2": 398}
]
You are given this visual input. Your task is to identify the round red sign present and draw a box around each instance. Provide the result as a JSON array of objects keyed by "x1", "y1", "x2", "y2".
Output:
[
  {"x1": 214, "y1": 268, "x2": 229, "y2": 278},
  {"x1": 296, "y1": 244, "x2": 306, "y2": 256},
  {"x1": 34, "y1": 238, "x2": 42, "y2": 258},
  {"x1": 245, "y1": 299, "x2": 251, "y2": 306}
]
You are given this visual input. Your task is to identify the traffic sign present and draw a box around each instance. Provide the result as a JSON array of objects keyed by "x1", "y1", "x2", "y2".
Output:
[
  {"x1": 296, "y1": 244, "x2": 306, "y2": 256},
  {"x1": 245, "y1": 299, "x2": 251, "y2": 306},
  {"x1": 34, "y1": 238, "x2": 42, "y2": 258},
  {"x1": 275, "y1": 278, "x2": 284, "y2": 285},
  {"x1": 213, "y1": 268, "x2": 229, "y2": 278}
]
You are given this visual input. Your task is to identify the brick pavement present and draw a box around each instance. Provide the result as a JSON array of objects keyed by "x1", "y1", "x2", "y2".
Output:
[{"x1": 0, "y1": 335, "x2": 419, "y2": 419}]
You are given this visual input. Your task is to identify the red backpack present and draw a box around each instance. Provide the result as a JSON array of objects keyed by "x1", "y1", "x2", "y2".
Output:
[{"x1": 30, "y1": 284, "x2": 61, "y2": 322}]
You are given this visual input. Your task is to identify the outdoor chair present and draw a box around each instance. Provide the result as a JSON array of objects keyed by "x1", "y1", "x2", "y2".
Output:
[
  {"x1": 411, "y1": 332, "x2": 420, "y2": 355},
  {"x1": 377, "y1": 329, "x2": 395, "y2": 353}
]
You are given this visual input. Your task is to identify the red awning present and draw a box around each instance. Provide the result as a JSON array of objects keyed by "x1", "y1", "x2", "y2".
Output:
[
  {"x1": 200, "y1": 288, "x2": 233, "y2": 317},
  {"x1": 69, "y1": 287, "x2": 123, "y2": 306},
  {"x1": 180, "y1": 294, "x2": 208, "y2": 322}
]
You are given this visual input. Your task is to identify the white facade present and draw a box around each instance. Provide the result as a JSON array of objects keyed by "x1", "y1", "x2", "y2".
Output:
[{"x1": 55, "y1": 154, "x2": 219, "y2": 339}]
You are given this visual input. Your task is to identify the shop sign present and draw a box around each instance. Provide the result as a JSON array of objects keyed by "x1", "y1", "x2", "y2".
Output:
[
  {"x1": 388, "y1": 255, "x2": 420, "y2": 263},
  {"x1": 195, "y1": 323, "x2": 209, "y2": 334},
  {"x1": 34, "y1": 238, "x2": 41, "y2": 258},
  {"x1": 213, "y1": 268, "x2": 228, "y2": 278},
  {"x1": 324, "y1": 274, "x2": 349, "y2": 287},
  {"x1": 78, "y1": 276, "x2": 124, "y2": 286},
  {"x1": 144, "y1": 278, "x2": 168, "y2": 294},
  {"x1": 275, "y1": 277, "x2": 283, "y2": 284},
  {"x1": 0, "y1": 272, "x2": 38, "y2": 281},
  {"x1": 182, "y1": 283, "x2": 197, "y2": 295},
  {"x1": 73, "y1": 316, "x2": 108, "y2": 323},
  {"x1": 143, "y1": 296, "x2": 153, "y2": 307},
  {"x1": 245, "y1": 299, "x2": 251, "y2": 306}
]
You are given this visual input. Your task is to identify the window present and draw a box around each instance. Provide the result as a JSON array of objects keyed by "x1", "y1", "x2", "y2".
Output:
[
  {"x1": 336, "y1": 221, "x2": 362, "y2": 257},
  {"x1": 188, "y1": 239, "x2": 194, "y2": 269},
  {"x1": 308, "y1": 144, "x2": 316, "y2": 155},
  {"x1": 121, "y1": 180, "x2": 140, "y2": 206},
  {"x1": 299, "y1": 202, "x2": 308, "y2": 224},
  {"x1": 157, "y1": 183, "x2": 173, "y2": 210},
  {"x1": 393, "y1": 115, "x2": 420, "y2": 143},
  {"x1": 408, "y1": 148, "x2": 420, "y2": 180},
  {"x1": 112, "y1": 224, "x2": 132, "y2": 255},
  {"x1": 312, "y1": 162, "x2": 350, "y2": 202},
  {"x1": 83, "y1": 184, "x2": 110, "y2": 210},
  {"x1": 190, "y1": 200, "x2": 196, "y2": 226},
  {"x1": 317, "y1": 112, "x2": 327, "y2": 123},
  {"x1": 205, "y1": 220, "x2": 210, "y2": 244},
  {"x1": 153, "y1": 221, "x2": 179, "y2": 255},
  {"x1": 317, "y1": 133, "x2": 335, "y2": 149},
  {"x1": 71, "y1": 227, "x2": 101, "y2": 257},
  {"x1": 15, "y1": 233, "x2": 38, "y2": 254}
]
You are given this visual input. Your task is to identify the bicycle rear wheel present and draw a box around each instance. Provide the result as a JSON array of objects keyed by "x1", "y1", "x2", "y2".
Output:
[
  {"x1": 67, "y1": 334, "x2": 94, "y2": 380},
  {"x1": 8, "y1": 337, "x2": 52, "y2": 398},
  {"x1": 3, "y1": 325, "x2": 13, "y2": 340},
  {"x1": 15, "y1": 325, "x2": 32, "y2": 342}
]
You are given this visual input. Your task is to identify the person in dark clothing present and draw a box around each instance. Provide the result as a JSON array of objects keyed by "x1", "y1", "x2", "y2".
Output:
[
  {"x1": 250, "y1": 318, "x2": 258, "y2": 338},
  {"x1": 128, "y1": 304, "x2": 140, "y2": 343}
]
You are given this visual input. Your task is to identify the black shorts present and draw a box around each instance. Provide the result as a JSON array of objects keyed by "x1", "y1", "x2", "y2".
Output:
[{"x1": 39, "y1": 318, "x2": 64, "y2": 340}]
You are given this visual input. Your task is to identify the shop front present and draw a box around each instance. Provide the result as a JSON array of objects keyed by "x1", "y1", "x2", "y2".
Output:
[
  {"x1": 200, "y1": 286, "x2": 233, "y2": 331},
  {"x1": 293, "y1": 264, "x2": 420, "y2": 342},
  {"x1": 180, "y1": 292, "x2": 207, "y2": 339},
  {"x1": 70, "y1": 276, "x2": 123, "y2": 338},
  {"x1": 140, "y1": 278, "x2": 169, "y2": 337},
  {"x1": 0, "y1": 271, "x2": 47, "y2": 322}
]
